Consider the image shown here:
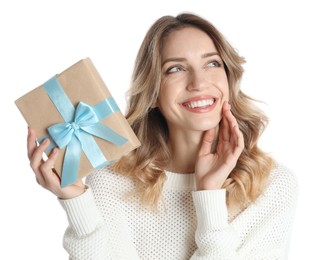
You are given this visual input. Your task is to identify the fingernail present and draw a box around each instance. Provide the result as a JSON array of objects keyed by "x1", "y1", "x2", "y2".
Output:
[{"x1": 52, "y1": 148, "x2": 57, "y2": 154}]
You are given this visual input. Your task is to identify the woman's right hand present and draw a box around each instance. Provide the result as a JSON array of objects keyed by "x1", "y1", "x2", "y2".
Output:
[{"x1": 27, "y1": 127, "x2": 86, "y2": 200}]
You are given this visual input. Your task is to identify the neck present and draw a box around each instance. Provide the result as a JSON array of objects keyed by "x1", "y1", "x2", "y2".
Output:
[{"x1": 166, "y1": 128, "x2": 204, "y2": 174}]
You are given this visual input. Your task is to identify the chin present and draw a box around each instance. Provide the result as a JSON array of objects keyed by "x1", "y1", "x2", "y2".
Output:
[{"x1": 187, "y1": 118, "x2": 221, "y2": 132}]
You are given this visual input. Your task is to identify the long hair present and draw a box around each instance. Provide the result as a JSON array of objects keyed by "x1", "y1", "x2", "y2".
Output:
[{"x1": 114, "y1": 13, "x2": 274, "y2": 210}]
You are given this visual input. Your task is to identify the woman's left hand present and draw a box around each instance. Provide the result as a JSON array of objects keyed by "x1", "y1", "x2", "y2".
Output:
[{"x1": 195, "y1": 101, "x2": 244, "y2": 190}]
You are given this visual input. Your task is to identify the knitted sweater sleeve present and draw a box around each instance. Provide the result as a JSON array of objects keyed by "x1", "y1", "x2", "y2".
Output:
[
  {"x1": 59, "y1": 188, "x2": 112, "y2": 260},
  {"x1": 190, "y1": 168, "x2": 298, "y2": 260},
  {"x1": 190, "y1": 190, "x2": 240, "y2": 259}
]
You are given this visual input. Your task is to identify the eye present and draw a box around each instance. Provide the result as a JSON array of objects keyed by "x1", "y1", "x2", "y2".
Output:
[
  {"x1": 207, "y1": 60, "x2": 222, "y2": 68},
  {"x1": 166, "y1": 66, "x2": 184, "y2": 74}
]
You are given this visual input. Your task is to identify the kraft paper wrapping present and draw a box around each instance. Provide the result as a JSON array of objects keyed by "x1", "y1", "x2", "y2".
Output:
[{"x1": 15, "y1": 58, "x2": 141, "y2": 185}]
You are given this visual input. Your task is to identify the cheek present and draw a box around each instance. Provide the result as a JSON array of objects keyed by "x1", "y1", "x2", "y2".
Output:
[
  {"x1": 158, "y1": 89, "x2": 176, "y2": 111},
  {"x1": 159, "y1": 78, "x2": 184, "y2": 105},
  {"x1": 223, "y1": 83, "x2": 230, "y2": 99},
  {"x1": 207, "y1": 69, "x2": 229, "y2": 93},
  {"x1": 216, "y1": 74, "x2": 229, "y2": 99}
]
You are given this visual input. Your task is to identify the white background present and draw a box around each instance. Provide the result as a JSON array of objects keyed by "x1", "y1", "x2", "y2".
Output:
[{"x1": 1, "y1": 0, "x2": 321, "y2": 259}]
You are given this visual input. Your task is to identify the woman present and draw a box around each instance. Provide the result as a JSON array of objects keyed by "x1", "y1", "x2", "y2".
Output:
[{"x1": 27, "y1": 13, "x2": 298, "y2": 259}]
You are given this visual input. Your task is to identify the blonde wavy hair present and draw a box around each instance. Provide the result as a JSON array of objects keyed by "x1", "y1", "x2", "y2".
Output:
[{"x1": 114, "y1": 13, "x2": 274, "y2": 211}]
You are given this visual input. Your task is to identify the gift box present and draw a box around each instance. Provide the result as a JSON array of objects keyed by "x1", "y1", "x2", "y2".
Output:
[{"x1": 15, "y1": 58, "x2": 141, "y2": 187}]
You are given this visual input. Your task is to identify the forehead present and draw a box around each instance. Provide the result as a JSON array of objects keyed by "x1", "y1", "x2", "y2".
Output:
[{"x1": 161, "y1": 26, "x2": 217, "y2": 57}]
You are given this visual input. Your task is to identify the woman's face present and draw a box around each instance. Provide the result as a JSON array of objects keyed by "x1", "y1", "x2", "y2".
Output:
[{"x1": 157, "y1": 26, "x2": 229, "y2": 133}]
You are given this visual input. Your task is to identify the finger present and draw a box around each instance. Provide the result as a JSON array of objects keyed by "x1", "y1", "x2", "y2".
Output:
[
  {"x1": 223, "y1": 103, "x2": 238, "y2": 130},
  {"x1": 39, "y1": 148, "x2": 61, "y2": 187},
  {"x1": 34, "y1": 168, "x2": 46, "y2": 187},
  {"x1": 220, "y1": 102, "x2": 231, "y2": 142},
  {"x1": 27, "y1": 127, "x2": 38, "y2": 160},
  {"x1": 232, "y1": 125, "x2": 245, "y2": 156},
  {"x1": 29, "y1": 138, "x2": 50, "y2": 171},
  {"x1": 36, "y1": 148, "x2": 60, "y2": 187},
  {"x1": 35, "y1": 176, "x2": 40, "y2": 185},
  {"x1": 198, "y1": 128, "x2": 216, "y2": 156},
  {"x1": 30, "y1": 139, "x2": 51, "y2": 186},
  {"x1": 226, "y1": 105, "x2": 242, "y2": 149},
  {"x1": 222, "y1": 102, "x2": 241, "y2": 144},
  {"x1": 236, "y1": 125, "x2": 244, "y2": 150},
  {"x1": 39, "y1": 147, "x2": 59, "y2": 173}
]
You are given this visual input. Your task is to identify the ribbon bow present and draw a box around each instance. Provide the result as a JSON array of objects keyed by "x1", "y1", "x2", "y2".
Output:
[{"x1": 48, "y1": 101, "x2": 127, "y2": 187}]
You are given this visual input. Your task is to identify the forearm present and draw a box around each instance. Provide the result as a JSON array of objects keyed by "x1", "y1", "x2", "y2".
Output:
[
  {"x1": 190, "y1": 166, "x2": 298, "y2": 260},
  {"x1": 190, "y1": 189, "x2": 240, "y2": 259},
  {"x1": 59, "y1": 188, "x2": 112, "y2": 259}
]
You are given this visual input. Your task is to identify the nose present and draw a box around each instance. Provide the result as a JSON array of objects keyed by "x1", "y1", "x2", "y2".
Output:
[{"x1": 186, "y1": 71, "x2": 208, "y2": 91}]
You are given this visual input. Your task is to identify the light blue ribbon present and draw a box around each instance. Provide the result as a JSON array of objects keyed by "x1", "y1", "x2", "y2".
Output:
[{"x1": 40, "y1": 76, "x2": 127, "y2": 187}]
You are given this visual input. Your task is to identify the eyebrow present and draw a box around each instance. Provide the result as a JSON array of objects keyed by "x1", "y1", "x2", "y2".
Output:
[
  {"x1": 202, "y1": 52, "x2": 220, "y2": 58},
  {"x1": 162, "y1": 52, "x2": 221, "y2": 67}
]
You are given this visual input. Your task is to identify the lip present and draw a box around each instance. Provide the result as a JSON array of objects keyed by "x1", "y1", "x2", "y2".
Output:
[{"x1": 180, "y1": 95, "x2": 218, "y2": 113}]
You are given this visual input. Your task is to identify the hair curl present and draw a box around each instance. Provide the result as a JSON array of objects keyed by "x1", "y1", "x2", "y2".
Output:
[{"x1": 114, "y1": 13, "x2": 274, "y2": 211}]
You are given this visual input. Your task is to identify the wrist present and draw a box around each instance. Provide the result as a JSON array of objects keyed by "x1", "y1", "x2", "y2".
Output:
[
  {"x1": 196, "y1": 176, "x2": 226, "y2": 191},
  {"x1": 57, "y1": 186, "x2": 87, "y2": 200},
  {"x1": 197, "y1": 184, "x2": 222, "y2": 191}
]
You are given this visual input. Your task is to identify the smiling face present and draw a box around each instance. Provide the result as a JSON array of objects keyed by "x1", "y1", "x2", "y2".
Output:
[{"x1": 157, "y1": 26, "x2": 229, "y2": 134}]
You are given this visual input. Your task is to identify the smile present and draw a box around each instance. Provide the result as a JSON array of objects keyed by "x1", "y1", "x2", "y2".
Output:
[
  {"x1": 183, "y1": 98, "x2": 214, "y2": 108},
  {"x1": 181, "y1": 96, "x2": 217, "y2": 113}
]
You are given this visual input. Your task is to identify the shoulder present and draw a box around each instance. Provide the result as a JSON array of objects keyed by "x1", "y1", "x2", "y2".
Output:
[
  {"x1": 268, "y1": 162, "x2": 298, "y2": 193},
  {"x1": 261, "y1": 162, "x2": 299, "y2": 209}
]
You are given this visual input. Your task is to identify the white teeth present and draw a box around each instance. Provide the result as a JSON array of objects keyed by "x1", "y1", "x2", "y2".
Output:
[{"x1": 185, "y1": 99, "x2": 214, "y2": 108}]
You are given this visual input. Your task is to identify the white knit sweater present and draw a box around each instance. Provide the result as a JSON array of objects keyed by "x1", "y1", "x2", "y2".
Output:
[{"x1": 59, "y1": 163, "x2": 298, "y2": 260}]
